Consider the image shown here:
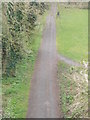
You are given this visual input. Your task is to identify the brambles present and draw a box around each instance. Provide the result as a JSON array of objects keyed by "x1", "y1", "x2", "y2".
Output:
[{"x1": 58, "y1": 61, "x2": 88, "y2": 118}]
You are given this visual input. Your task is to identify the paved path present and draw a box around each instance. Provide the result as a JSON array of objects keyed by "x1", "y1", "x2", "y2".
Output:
[
  {"x1": 58, "y1": 54, "x2": 81, "y2": 67},
  {"x1": 27, "y1": 3, "x2": 61, "y2": 118}
]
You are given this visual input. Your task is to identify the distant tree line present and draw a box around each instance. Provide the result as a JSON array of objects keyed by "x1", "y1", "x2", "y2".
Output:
[{"x1": 2, "y1": 2, "x2": 48, "y2": 77}]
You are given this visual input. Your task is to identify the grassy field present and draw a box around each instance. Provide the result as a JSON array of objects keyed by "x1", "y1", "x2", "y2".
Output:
[
  {"x1": 2, "y1": 11, "x2": 48, "y2": 118},
  {"x1": 56, "y1": 6, "x2": 88, "y2": 62}
]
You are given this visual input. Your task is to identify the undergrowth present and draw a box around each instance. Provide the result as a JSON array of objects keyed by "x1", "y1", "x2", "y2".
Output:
[{"x1": 58, "y1": 61, "x2": 88, "y2": 118}]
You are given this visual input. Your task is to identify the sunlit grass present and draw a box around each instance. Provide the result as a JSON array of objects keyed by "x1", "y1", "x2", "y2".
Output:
[{"x1": 56, "y1": 6, "x2": 88, "y2": 62}]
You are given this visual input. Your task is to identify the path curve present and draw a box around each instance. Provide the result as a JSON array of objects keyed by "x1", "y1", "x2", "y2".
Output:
[{"x1": 27, "y1": 3, "x2": 62, "y2": 118}]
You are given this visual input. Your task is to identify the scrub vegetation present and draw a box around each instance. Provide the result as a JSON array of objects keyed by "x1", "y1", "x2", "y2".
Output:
[
  {"x1": 58, "y1": 61, "x2": 88, "y2": 118},
  {"x1": 2, "y1": 2, "x2": 49, "y2": 118}
]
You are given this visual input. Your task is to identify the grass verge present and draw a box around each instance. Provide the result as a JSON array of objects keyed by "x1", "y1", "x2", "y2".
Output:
[
  {"x1": 56, "y1": 6, "x2": 88, "y2": 62},
  {"x1": 2, "y1": 10, "x2": 48, "y2": 118},
  {"x1": 58, "y1": 61, "x2": 88, "y2": 118}
]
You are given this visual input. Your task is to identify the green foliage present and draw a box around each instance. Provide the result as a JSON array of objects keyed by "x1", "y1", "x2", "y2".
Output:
[
  {"x1": 2, "y1": 10, "x2": 48, "y2": 117},
  {"x1": 2, "y1": 2, "x2": 48, "y2": 76}
]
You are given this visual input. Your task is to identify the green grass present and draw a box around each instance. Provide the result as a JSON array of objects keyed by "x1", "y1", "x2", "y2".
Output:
[
  {"x1": 56, "y1": 6, "x2": 88, "y2": 62},
  {"x1": 2, "y1": 58, "x2": 33, "y2": 118},
  {"x1": 2, "y1": 10, "x2": 48, "y2": 118},
  {"x1": 56, "y1": 5, "x2": 88, "y2": 118}
]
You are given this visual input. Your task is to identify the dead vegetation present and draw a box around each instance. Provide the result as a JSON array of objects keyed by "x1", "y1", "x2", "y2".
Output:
[{"x1": 58, "y1": 61, "x2": 88, "y2": 118}]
